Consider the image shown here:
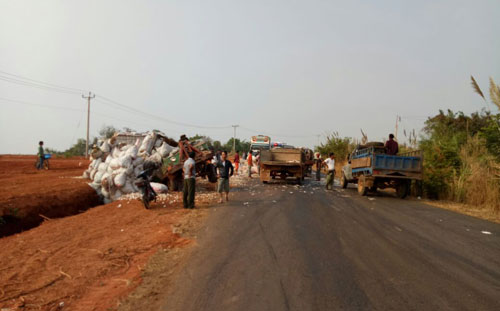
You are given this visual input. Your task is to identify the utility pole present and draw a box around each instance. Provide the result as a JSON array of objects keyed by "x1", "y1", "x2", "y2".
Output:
[
  {"x1": 82, "y1": 92, "x2": 95, "y2": 158},
  {"x1": 395, "y1": 115, "x2": 401, "y2": 141},
  {"x1": 231, "y1": 125, "x2": 239, "y2": 153}
]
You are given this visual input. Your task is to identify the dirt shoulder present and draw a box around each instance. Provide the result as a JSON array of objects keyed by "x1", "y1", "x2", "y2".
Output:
[
  {"x1": 0, "y1": 155, "x2": 100, "y2": 236},
  {"x1": 424, "y1": 200, "x2": 500, "y2": 224},
  {"x1": 0, "y1": 192, "x2": 218, "y2": 311},
  {"x1": 0, "y1": 155, "x2": 224, "y2": 311}
]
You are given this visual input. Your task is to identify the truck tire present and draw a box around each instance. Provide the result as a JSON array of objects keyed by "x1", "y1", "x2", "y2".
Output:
[
  {"x1": 358, "y1": 176, "x2": 368, "y2": 196},
  {"x1": 340, "y1": 173, "x2": 348, "y2": 189},
  {"x1": 396, "y1": 181, "x2": 410, "y2": 199}
]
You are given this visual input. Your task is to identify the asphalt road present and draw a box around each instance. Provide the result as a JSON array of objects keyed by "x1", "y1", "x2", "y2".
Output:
[{"x1": 161, "y1": 179, "x2": 500, "y2": 311}]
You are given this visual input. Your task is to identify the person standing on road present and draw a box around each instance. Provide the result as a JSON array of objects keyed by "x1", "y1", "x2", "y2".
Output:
[
  {"x1": 183, "y1": 151, "x2": 196, "y2": 209},
  {"x1": 234, "y1": 151, "x2": 240, "y2": 175},
  {"x1": 255, "y1": 151, "x2": 261, "y2": 175},
  {"x1": 314, "y1": 152, "x2": 322, "y2": 181},
  {"x1": 247, "y1": 152, "x2": 253, "y2": 178},
  {"x1": 216, "y1": 151, "x2": 234, "y2": 203},
  {"x1": 37, "y1": 141, "x2": 44, "y2": 170},
  {"x1": 323, "y1": 153, "x2": 335, "y2": 190},
  {"x1": 385, "y1": 134, "x2": 399, "y2": 155}
]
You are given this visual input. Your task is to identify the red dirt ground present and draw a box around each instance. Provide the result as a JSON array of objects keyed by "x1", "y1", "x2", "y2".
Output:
[
  {"x1": 0, "y1": 155, "x2": 217, "y2": 310},
  {"x1": 0, "y1": 155, "x2": 100, "y2": 236}
]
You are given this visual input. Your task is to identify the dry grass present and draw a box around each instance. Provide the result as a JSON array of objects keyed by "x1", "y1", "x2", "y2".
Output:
[
  {"x1": 449, "y1": 136, "x2": 500, "y2": 214},
  {"x1": 426, "y1": 200, "x2": 500, "y2": 224}
]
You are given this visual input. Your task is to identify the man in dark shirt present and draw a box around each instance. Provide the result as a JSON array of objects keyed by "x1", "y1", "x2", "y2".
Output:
[
  {"x1": 385, "y1": 134, "x2": 399, "y2": 155},
  {"x1": 216, "y1": 151, "x2": 234, "y2": 203},
  {"x1": 37, "y1": 141, "x2": 44, "y2": 170}
]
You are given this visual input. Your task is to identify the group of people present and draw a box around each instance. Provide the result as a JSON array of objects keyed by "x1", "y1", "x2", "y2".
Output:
[
  {"x1": 183, "y1": 150, "x2": 254, "y2": 209},
  {"x1": 313, "y1": 134, "x2": 399, "y2": 190}
]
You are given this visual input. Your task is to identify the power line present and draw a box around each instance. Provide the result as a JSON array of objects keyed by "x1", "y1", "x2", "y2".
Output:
[
  {"x1": 0, "y1": 96, "x2": 84, "y2": 112},
  {"x1": 0, "y1": 69, "x2": 232, "y2": 130},
  {"x1": 0, "y1": 96, "x2": 181, "y2": 137},
  {"x1": 0, "y1": 75, "x2": 82, "y2": 95},
  {"x1": 95, "y1": 96, "x2": 232, "y2": 130},
  {"x1": 0, "y1": 69, "x2": 88, "y2": 93}
]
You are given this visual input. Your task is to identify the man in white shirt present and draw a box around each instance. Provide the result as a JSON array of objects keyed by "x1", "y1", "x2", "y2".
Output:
[
  {"x1": 323, "y1": 153, "x2": 336, "y2": 190},
  {"x1": 183, "y1": 151, "x2": 196, "y2": 209}
]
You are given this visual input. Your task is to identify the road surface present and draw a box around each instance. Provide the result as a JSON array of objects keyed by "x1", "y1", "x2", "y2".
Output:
[{"x1": 160, "y1": 180, "x2": 500, "y2": 311}]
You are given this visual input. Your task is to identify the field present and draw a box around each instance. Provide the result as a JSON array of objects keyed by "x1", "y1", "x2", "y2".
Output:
[{"x1": 0, "y1": 155, "x2": 218, "y2": 310}]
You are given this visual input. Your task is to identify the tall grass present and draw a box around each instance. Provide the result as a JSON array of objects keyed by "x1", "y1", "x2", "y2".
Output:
[{"x1": 449, "y1": 136, "x2": 500, "y2": 212}]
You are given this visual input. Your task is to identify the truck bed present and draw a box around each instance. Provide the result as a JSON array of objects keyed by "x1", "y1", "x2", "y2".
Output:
[{"x1": 351, "y1": 149, "x2": 422, "y2": 179}]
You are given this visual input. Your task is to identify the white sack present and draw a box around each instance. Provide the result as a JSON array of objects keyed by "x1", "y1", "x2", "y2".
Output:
[
  {"x1": 105, "y1": 155, "x2": 112, "y2": 164},
  {"x1": 90, "y1": 168, "x2": 98, "y2": 180},
  {"x1": 147, "y1": 152, "x2": 162, "y2": 163},
  {"x1": 157, "y1": 142, "x2": 174, "y2": 158},
  {"x1": 139, "y1": 134, "x2": 154, "y2": 155},
  {"x1": 155, "y1": 139, "x2": 163, "y2": 148},
  {"x1": 125, "y1": 145, "x2": 138, "y2": 159},
  {"x1": 109, "y1": 158, "x2": 121, "y2": 170},
  {"x1": 100, "y1": 141, "x2": 111, "y2": 153},
  {"x1": 114, "y1": 172, "x2": 127, "y2": 188},
  {"x1": 118, "y1": 155, "x2": 132, "y2": 168},
  {"x1": 112, "y1": 147, "x2": 122, "y2": 158},
  {"x1": 121, "y1": 181, "x2": 135, "y2": 194},
  {"x1": 132, "y1": 157, "x2": 144, "y2": 167},
  {"x1": 94, "y1": 171, "x2": 104, "y2": 184},
  {"x1": 97, "y1": 162, "x2": 107, "y2": 172},
  {"x1": 125, "y1": 165, "x2": 134, "y2": 176},
  {"x1": 150, "y1": 182, "x2": 168, "y2": 193}
]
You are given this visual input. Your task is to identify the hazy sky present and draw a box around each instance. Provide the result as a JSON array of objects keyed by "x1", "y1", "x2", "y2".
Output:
[{"x1": 1, "y1": 0, "x2": 499, "y2": 154}]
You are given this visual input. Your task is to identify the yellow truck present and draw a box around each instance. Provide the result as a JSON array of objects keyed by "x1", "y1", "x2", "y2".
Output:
[{"x1": 260, "y1": 148, "x2": 305, "y2": 184}]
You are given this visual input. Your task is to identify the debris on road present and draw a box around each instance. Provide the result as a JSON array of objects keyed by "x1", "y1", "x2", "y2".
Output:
[{"x1": 481, "y1": 231, "x2": 492, "y2": 235}]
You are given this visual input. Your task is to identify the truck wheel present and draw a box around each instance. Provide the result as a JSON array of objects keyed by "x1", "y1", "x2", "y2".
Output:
[
  {"x1": 358, "y1": 176, "x2": 368, "y2": 196},
  {"x1": 396, "y1": 181, "x2": 410, "y2": 199},
  {"x1": 341, "y1": 173, "x2": 348, "y2": 189}
]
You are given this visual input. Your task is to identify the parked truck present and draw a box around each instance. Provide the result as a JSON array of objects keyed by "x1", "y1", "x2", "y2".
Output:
[
  {"x1": 260, "y1": 148, "x2": 305, "y2": 184},
  {"x1": 340, "y1": 143, "x2": 423, "y2": 198}
]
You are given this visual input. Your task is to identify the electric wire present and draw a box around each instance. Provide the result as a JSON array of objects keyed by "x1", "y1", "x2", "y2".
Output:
[{"x1": 0, "y1": 69, "x2": 87, "y2": 93}]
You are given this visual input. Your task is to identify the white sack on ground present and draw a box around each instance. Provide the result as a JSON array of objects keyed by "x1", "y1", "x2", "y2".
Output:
[{"x1": 150, "y1": 182, "x2": 168, "y2": 193}]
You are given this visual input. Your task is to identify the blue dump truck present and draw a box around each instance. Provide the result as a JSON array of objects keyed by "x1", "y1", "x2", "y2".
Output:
[{"x1": 340, "y1": 142, "x2": 423, "y2": 198}]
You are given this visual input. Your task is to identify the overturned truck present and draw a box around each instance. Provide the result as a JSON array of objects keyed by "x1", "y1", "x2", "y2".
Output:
[{"x1": 84, "y1": 131, "x2": 217, "y2": 202}]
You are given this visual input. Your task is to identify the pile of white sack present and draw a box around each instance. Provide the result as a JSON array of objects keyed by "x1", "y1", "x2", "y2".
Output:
[{"x1": 83, "y1": 131, "x2": 178, "y2": 203}]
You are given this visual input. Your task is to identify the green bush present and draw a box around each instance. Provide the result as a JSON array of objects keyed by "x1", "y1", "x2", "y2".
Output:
[
  {"x1": 315, "y1": 132, "x2": 356, "y2": 161},
  {"x1": 420, "y1": 109, "x2": 500, "y2": 205}
]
